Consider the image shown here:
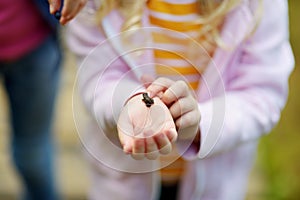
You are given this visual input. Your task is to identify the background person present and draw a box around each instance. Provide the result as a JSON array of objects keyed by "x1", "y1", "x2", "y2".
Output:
[{"x1": 0, "y1": 0, "x2": 86, "y2": 199}]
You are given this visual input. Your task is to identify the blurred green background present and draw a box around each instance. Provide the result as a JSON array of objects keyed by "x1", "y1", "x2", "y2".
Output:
[{"x1": 247, "y1": 0, "x2": 300, "y2": 199}]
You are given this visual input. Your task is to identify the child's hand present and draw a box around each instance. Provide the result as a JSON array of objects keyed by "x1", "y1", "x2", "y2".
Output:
[
  {"x1": 117, "y1": 93, "x2": 177, "y2": 160},
  {"x1": 147, "y1": 78, "x2": 201, "y2": 141},
  {"x1": 48, "y1": 0, "x2": 87, "y2": 25}
]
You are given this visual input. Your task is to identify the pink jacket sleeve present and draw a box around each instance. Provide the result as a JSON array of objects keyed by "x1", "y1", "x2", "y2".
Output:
[
  {"x1": 180, "y1": 0, "x2": 294, "y2": 159},
  {"x1": 66, "y1": 18, "x2": 145, "y2": 134}
]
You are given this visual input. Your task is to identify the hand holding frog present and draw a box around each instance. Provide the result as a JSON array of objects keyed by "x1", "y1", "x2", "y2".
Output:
[
  {"x1": 117, "y1": 93, "x2": 177, "y2": 160},
  {"x1": 146, "y1": 77, "x2": 201, "y2": 142}
]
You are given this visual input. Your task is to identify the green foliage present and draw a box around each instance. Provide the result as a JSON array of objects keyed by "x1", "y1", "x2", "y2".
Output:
[{"x1": 249, "y1": 1, "x2": 300, "y2": 199}]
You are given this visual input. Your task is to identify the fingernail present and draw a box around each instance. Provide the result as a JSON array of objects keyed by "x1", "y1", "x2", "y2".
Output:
[
  {"x1": 123, "y1": 143, "x2": 128, "y2": 150},
  {"x1": 123, "y1": 143, "x2": 131, "y2": 153},
  {"x1": 170, "y1": 128, "x2": 178, "y2": 142},
  {"x1": 49, "y1": 4, "x2": 54, "y2": 13},
  {"x1": 147, "y1": 91, "x2": 153, "y2": 98}
]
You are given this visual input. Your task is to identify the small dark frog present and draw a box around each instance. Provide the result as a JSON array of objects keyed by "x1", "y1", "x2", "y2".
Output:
[{"x1": 142, "y1": 93, "x2": 154, "y2": 107}]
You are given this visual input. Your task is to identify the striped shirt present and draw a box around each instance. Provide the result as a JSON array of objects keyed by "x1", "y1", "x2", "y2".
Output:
[
  {"x1": 148, "y1": 0, "x2": 210, "y2": 91},
  {"x1": 147, "y1": 0, "x2": 213, "y2": 185}
]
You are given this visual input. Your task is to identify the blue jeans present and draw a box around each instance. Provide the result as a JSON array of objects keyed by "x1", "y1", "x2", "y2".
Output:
[{"x1": 0, "y1": 35, "x2": 61, "y2": 200}]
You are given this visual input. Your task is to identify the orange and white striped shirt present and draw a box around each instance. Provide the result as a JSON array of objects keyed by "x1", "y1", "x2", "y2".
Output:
[
  {"x1": 147, "y1": 0, "x2": 212, "y2": 185},
  {"x1": 148, "y1": 0, "x2": 210, "y2": 91}
]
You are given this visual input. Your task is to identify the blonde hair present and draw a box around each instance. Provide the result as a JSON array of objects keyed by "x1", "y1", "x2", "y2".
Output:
[{"x1": 96, "y1": 0, "x2": 262, "y2": 48}]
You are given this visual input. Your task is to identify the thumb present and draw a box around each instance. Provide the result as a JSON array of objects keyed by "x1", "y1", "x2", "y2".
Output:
[
  {"x1": 118, "y1": 131, "x2": 133, "y2": 154},
  {"x1": 140, "y1": 74, "x2": 154, "y2": 89},
  {"x1": 48, "y1": 0, "x2": 61, "y2": 14}
]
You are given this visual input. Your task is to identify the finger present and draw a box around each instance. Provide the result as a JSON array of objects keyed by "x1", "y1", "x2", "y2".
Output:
[
  {"x1": 162, "y1": 80, "x2": 190, "y2": 106},
  {"x1": 175, "y1": 110, "x2": 200, "y2": 131},
  {"x1": 169, "y1": 96, "x2": 195, "y2": 120},
  {"x1": 117, "y1": 107, "x2": 135, "y2": 153},
  {"x1": 132, "y1": 138, "x2": 145, "y2": 160},
  {"x1": 122, "y1": 138, "x2": 133, "y2": 154},
  {"x1": 146, "y1": 77, "x2": 174, "y2": 98},
  {"x1": 117, "y1": 129, "x2": 134, "y2": 154},
  {"x1": 165, "y1": 128, "x2": 178, "y2": 143},
  {"x1": 60, "y1": 6, "x2": 76, "y2": 25},
  {"x1": 48, "y1": 0, "x2": 61, "y2": 14},
  {"x1": 154, "y1": 133, "x2": 172, "y2": 155},
  {"x1": 140, "y1": 74, "x2": 155, "y2": 88},
  {"x1": 145, "y1": 137, "x2": 159, "y2": 160},
  {"x1": 60, "y1": 0, "x2": 85, "y2": 25},
  {"x1": 61, "y1": 0, "x2": 76, "y2": 16}
]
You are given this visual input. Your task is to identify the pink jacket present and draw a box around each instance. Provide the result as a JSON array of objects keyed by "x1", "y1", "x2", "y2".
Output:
[{"x1": 67, "y1": 0, "x2": 294, "y2": 199}]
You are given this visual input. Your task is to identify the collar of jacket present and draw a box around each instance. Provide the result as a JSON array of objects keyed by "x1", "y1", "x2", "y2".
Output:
[{"x1": 100, "y1": 0, "x2": 255, "y2": 92}]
